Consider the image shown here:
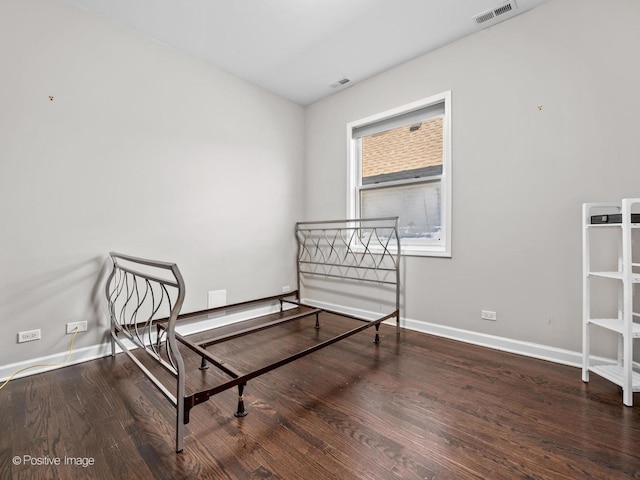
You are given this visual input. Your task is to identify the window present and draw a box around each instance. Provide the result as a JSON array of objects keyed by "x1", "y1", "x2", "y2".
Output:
[{"x1": 347, "y1": 91, "x2": 452, "y2": 257}]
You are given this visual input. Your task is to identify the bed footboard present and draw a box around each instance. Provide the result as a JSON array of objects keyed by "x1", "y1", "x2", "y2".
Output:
[{"x1": 105, "y1": 252, "x2": 187, "y2": 452}]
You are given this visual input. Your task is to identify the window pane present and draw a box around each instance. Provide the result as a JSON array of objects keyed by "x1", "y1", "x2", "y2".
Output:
[
  {"x1": 360, "y1": 181, "x2": 442, "y2": 242},
  {"x1": 347, "y1": 91, "x2": 451, "y2": 256},
  {"x1": 361, "y1": 116, "x2": 443, "y2": 185}
]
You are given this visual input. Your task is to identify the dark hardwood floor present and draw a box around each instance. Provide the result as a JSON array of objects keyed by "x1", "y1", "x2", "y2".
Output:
[{"x1": 2, "y1": 313, "x2": 640, "y2": 479}]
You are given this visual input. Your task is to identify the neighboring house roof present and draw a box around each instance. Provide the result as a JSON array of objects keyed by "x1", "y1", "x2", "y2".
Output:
[{"x1": 362, "y1": 116, "x2": 443, "y2": 183}]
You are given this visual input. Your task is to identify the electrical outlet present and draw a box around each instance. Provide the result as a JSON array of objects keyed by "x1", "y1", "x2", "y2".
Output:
[
  {"x1": 481, "y1": 310, "x2": 497, "y2": 321},
  {"x1": 66, "y1": 321, "x2": 87, "y2": 334},
  {"x1": 282, "y1": 285, "x2": 291, "y2": 293},
  {"x1": 18, "y1": 329, "x2": 41, "y2": 343}
]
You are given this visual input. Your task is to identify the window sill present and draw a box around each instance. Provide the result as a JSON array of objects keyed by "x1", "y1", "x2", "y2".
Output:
[
  {"x1": 351, "y1": 243, "x2": 450, "y2": 258},
  {"x1": 401, "y1": 246, "x2": 451, "y2": 258}
]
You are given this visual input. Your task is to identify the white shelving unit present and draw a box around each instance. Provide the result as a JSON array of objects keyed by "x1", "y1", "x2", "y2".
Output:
[{"x1": 582, "y1": 199, "x2": 640, "y2": 406}]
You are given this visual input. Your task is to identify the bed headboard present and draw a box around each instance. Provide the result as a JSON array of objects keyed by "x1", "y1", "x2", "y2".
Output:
[
  {"x1": 105, "y1": 252, "x2": 186, "y2": 374},
  {"x1": 295, "y1": 217, "x2": 400, "y2": 316}
]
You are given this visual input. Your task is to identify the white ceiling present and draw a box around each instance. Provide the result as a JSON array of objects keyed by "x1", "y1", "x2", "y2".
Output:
[{"x1": 67, "y1": 0, "x2": 549, "y2": 105}]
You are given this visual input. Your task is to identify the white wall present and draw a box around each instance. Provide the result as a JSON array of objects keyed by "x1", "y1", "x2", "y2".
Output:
[
  {"x1": 304, "y1": 0, "x2": 640, "y2": 358},
  {"x1": 0, "y1": 0, "x2": 304, "y2": 367}
]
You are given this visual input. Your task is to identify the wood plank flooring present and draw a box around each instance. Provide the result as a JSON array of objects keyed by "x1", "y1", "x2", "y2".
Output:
[{"x1": 2, "y1": 313, "x2": 640, "y2": 479}]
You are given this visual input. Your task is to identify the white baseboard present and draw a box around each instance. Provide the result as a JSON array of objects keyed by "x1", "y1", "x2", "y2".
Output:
[
  {"x1": 399, "y1": 316, "x2": 586, "y2": 367},
  {"x1": 2, "y1": 299, "x2": 616, "y2": 383},
  {"x1": 0, "y1": 343, "x2": 112, "y2": 383},
  {"x1": 0, "y1": 302, "x2": 294, "y2": 383},
  {"x1": 301, "y1": 298, "x2": 618, "y2": 369}
]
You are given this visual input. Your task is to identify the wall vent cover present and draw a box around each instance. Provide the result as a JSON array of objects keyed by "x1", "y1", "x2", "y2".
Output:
[{"x1": 474, "y1": 1, "x2": 517, "y2": 25}]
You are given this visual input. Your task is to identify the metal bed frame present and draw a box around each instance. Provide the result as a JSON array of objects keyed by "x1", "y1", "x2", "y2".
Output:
[{"x1": 106, "y1": 217, "x2": 400, "y2": 452}]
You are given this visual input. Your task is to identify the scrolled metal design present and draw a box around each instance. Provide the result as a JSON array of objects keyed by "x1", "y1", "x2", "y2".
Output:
[
  {"x1": 107, "y1": 255, "x2": 185, "y2": 373},
  {"x1": 106, "y1": 252, "x2": 187, "y2": 451}
]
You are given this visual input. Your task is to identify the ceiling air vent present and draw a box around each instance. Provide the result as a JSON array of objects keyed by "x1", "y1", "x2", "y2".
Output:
[
  {"x1": 329, "y1": 78, "x2": 351, "y2": 89},
  {"x1": 474, "y1": 0, "x2": 517, "y2": 25}
]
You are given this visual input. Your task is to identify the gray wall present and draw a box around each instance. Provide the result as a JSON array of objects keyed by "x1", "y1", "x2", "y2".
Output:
[
  {"x1": 0, "y1": 0, "x2": 304, "y2": 366},
  {"x1": 304, "y1": 0, "x2": 640, "y2": 357},
  {"x1": 4, "y1": 0, "x2": 640, "y2": 371}
]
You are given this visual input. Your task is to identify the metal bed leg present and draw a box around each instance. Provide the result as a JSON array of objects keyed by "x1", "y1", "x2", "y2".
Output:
[
  {"x1": 199, "y1": 357, "x2": 209, "y2": 370},
  {"x1": 374, "y1": 324, "x2": 380, "y2": 344},
  {"x1": 234, "y1": 383, "x2": 248, "y2": 417},
  {"x1": 315, "y1": 311, "x2": 320, "y2": 330},
  {"x1": 176, "y1": 396, "x2": 185, "y2": 453}
]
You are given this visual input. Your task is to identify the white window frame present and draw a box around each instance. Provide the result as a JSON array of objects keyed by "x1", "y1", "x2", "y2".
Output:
[{"x1": 346, "y1": 91, "x2": 452, "y2": 257}]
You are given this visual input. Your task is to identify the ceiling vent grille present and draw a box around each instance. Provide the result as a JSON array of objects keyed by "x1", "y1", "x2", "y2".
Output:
[
  {"x1": 474, "y1": 1, "x2": 517, "y2": 25},
  {"x1": 329, "y1": 78, "x2": 351, "y2": 89}
]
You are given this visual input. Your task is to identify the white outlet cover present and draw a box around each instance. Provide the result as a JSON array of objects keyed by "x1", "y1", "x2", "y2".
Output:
[
  {"x1": 208, "y1": 289, "x2": 227, "y2": 308},
  {"x1": 18, "y1": 329, "x2": 41, "y2": 343},
  {"x1": 66, "y1": 321, "x2": 88, "y2": 334}
]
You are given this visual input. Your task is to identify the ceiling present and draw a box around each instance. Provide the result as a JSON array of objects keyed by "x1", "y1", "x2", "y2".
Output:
[{"x1": 67, "y1": 0, "x2": 549, "y2": 106}]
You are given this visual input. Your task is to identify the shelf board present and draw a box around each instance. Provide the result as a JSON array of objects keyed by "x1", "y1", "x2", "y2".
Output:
[
  {"x1": 588, "y1": 318, "x2": 640, "y2": 336},
  {"x1": 589, "y1": 364, "x2": 640, "y2": 391},
  {"x1": 586, "y1": 223, "x2": 640, "y2": 228},
  {"x1": 589, "y1": 271, "x2": 640, "y2": 282}
]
